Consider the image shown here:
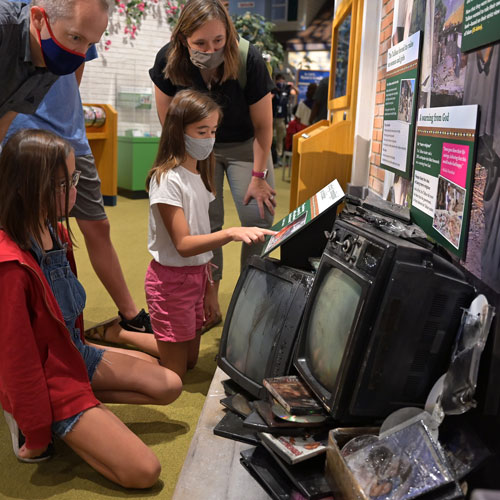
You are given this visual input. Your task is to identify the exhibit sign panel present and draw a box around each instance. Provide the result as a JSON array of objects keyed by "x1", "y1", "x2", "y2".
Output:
[
  {"x1": 297, "y1": 69, "x2": 330, "y2": 103},
  {"x1": 462, "y1": 0, "x2": 500, "y2": 52},
  {"x1": 381, "y1": 31, "x2": 421, "y2": 179},
  {"x1": 411, "y1": 105, "x2": 479, "y2": 258},
  {"x1": 261, "y1": 179, "x2": 345, "y2": 257}
]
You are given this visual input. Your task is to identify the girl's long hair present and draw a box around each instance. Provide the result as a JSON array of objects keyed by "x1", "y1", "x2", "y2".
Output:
[
  {"x1": 164, "y1": 0, "x2": 240, "y2": 86},
  {"x1": 0, "y1": 129, "x2": 73, "y2": 250},
  {"x1": 146, "y1": 89, "x2": 222, "y2": 193}
]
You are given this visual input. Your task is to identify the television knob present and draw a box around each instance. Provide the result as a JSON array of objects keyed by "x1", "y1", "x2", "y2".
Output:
[
  {"x1": 363, "y1": 254, "x2": 378, "y2": 268},
  {"x1": 342, "y1": 239, "x2": 352, "y2": 253},
  {"x1": 327, "y1": 230, "x2": 337, "y2": 242}
]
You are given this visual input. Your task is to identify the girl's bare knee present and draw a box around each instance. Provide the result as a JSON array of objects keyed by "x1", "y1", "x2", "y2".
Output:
[
  {"x1": 118, "y1": 456, "x2": 161, "y2": 489},
  {"x1": 150, "y1": 372, "x2": 182, "y2": 405},
  {"x1": 162, "y1": 372, "x2": 183, "y2": 404}
]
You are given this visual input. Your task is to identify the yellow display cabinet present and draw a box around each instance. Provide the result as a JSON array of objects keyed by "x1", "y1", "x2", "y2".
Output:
[
  {"x1": 289, "y1": 119, "x2": 353, "y2": 210},
  {"x1": 84, "y1": 103, "x2": 118, "y2": 206},
  {"x1": 289, "y1": 0, "x2": 364, "y2": 211}
]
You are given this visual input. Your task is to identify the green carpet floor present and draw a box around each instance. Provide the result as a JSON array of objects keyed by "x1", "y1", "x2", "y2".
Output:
[{"x1": 0, "y1": 168, "x2": 290, "y2": 499}]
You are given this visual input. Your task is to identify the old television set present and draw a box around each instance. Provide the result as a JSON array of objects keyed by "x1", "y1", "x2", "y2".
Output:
[
  {"x1": 294, "y1": 215, "x2": 475, "y2": 424},
  {"x1": 217, "y1": 255, "x2": 314, "y2": 399}
]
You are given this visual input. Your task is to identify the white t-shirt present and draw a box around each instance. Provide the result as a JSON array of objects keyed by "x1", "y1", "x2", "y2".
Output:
[{"x1": 148, "y1": 165, "x2": 215, "y2": 267}]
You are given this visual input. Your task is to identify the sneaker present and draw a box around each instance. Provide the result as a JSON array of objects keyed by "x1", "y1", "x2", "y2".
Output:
[
  {"x1": 118, "y1": 308, "x2": 153, "y2": 333},
  {"x1": 3, "y1": 411, "x2": 53, "y2": 463}
]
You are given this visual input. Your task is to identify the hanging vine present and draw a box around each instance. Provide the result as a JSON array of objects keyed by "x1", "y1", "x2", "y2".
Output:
[{"x1": 103, "y1": 1, "x2": 284, "y2": 73}]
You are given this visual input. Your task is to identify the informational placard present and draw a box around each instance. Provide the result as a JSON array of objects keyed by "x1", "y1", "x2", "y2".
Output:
[
  {"x1": 261, "y1": 179, "x2": 345, "y2": 257},
  {"x1": 411, "y1": 105, "x2": 479, "y2": 258},
  {"x1": 380, "y1": 31, "x2": 422, "y2": 179},
  {"x1": 296, "y1": 69, "x2": 330, "y2": 102},
  {"x1": 462, "y1": 0, "x2": 500, "y2": 52},
  {"x1": 117, "y1": 86, "x2": 152, "y2": 109}
]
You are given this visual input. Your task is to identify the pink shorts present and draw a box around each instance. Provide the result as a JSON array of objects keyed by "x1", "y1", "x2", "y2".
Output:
[{"x1": 145, "y1": 260, "x2": 208, "y2": 343}]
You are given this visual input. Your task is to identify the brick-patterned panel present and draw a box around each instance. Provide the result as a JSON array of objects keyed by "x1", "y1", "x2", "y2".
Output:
[
  {"x1": 369, "y1": 0, "x2": 394, "y2": 196},
  {"x1": 80, "y1": 10, "x2": 173, "y2": 136}
]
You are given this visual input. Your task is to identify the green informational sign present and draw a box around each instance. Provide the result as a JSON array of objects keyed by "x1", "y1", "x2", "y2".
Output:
[
  {"x1": 411, "y1": 105, "x2": 479, "y2": 258},
  {"x1": 117, "y1": 87, "x2": 153, "y2": 110},
  {"x1": 462, "y1": 0, "x2": 500, "y2": 52},
  {"x1": 381, "y1": 31, "x2": 422, "y2": 180},
  {"x1": 261, "y1": 179, "x2": 345, "y2": 257}
]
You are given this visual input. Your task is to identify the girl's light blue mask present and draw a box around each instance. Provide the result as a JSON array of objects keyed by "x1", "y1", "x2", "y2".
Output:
[
  {"x1": 36, "y1": 8, "x2": 86, "y2": 75},
  {"x1": 184, "y1": 134, "x2": 215, "y2": 160}
]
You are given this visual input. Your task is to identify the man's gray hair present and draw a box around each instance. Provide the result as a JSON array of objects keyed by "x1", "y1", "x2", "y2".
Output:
[{"x1": 31, "y1": 0, "x2": 111, "y2": 21}]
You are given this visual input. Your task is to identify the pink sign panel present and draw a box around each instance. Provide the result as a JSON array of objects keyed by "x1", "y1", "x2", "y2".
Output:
[{"x1": 440, "y1": 142, "x2": 469, "y2": 188}]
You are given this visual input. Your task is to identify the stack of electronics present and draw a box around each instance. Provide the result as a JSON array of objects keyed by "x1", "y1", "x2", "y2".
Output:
[
  {"x1": 216, "y1": 374, "x2": 335, "y2": 500},
  {"x1": 215, "y1": 191, "x2": 482, "y2": 499}
]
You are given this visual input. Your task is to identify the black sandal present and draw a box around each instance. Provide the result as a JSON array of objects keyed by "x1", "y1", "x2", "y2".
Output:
[{"x1": 84, "y1": 317, "x2": 119, "y2": 342}]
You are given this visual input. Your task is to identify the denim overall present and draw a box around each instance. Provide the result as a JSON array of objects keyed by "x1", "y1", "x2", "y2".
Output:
[
  {"x1": 31, "y1": 238, "x2": 104, "y2": 381},
  {"x1": 30, "y1": 236, "x2": 104, "y2": 437}
]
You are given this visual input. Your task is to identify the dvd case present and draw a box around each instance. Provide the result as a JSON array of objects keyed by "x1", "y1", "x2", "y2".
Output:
[
  {"x1": 220, "y1": 393, "x2": 254, "y2": 418},
  {"x1": 260, "y1": 445, "x2": 334, "y2": 500},
  {"x1": 240, "y1": 447, "x2": 308, "y2": 500},
  {"x1": 259, "y1": 432, "x2": 328, "y2": 465},
  {"x1": 213, "y1": 411, "x2": 260, "y2": 446},
  {"x1": 263, "y1": 375, "x2": 323, "y2": 415}
]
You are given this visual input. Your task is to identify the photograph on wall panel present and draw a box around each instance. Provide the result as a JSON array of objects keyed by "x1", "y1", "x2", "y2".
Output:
[
  {"x1": 380, "y1": 31, "x2": 422, "y2": 180},
  {"x1": 430, "y1": 0, "x2": 467, "y2": 107},
  {"x1": 461, "y1": 40, "x2": 500, "y2": 292},
  {"x1": 387, "y1": 0, "x2": 426, "y2": 205},
  {"x1": 411, "y1": 105, "x2": 478, "y2": 258},
  {"x1": 402, "y1": 0, "x2": 500, "y2": 292}
]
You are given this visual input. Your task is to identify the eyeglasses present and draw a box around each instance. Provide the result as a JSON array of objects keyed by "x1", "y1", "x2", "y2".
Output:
[{"x1": 58, "y1": 170, "x2": 81, "y2": 191}]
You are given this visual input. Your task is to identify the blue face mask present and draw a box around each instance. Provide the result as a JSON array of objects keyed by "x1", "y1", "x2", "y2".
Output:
[{"x1": 36, "y1": 9, "x2": 86, "y2": 75}]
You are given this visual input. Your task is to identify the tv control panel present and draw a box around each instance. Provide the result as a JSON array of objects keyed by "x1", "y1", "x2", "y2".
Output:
[{"x1": 326, "y1": 223, "x2": 389, "y2": 277}]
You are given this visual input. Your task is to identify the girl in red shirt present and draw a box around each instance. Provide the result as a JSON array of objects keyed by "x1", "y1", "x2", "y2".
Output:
[{"x1": 0, "y1": 129, "x2": 181, "y2": 488}]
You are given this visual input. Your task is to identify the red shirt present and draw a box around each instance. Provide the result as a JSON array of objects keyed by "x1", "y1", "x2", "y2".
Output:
[
  {"x1": 0, "y1": 229, "x2": 99, "y2": 449},
  {"x1": 285, "y1": 118, "x2": 307, "y2": 151}
]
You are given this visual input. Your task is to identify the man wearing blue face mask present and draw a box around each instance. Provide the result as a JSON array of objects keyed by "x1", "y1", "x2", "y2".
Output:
[
  {"x1": 4, "y1": 0, "x2": 154, "y2": 340},
  {"x1": 0, "y1": 0, "x2": 109, "y2": 142}
]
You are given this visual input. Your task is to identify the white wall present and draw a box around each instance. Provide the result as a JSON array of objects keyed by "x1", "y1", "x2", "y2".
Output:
[
  {"x1": 79, "y1": 7, "x2": 172, "y2": 136},
  {"x1": 350, "y1": 0, "x2": 381, "y2": 190}
]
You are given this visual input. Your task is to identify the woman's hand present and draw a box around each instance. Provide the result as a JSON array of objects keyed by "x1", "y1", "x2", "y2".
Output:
[
  {"x1": 243, "y1": 177, "x2": 277, "y2": 219},
  {"x1": 18, "y1": 444, "x2": 48, "y2": 460},
  {"x1": 226, "y1": 226, "x2": 276, "y2": 245}
]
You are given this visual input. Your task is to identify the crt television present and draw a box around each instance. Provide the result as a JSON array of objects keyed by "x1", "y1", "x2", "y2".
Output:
[
  {"x1": 294, "y1": 215, "x2": 475, "y2": 424},
  {"x1": 217, "y1": 255, "x2": 314, "y2": 399}
]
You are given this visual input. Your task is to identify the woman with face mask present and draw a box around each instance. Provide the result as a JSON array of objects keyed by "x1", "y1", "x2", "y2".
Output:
[{"x1": 149, "y1": 0, "x2": 277, "y2": 332}]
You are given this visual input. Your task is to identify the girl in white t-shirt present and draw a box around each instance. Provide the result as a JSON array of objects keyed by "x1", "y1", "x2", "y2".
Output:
[{"x1": 145, "y1": 90, "x2": 275, "y2": 378}]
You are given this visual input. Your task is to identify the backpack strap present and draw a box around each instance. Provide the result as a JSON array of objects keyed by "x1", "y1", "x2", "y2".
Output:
[{"x1": 237, "y1": 37, "x2": 250, "y2": 90}]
